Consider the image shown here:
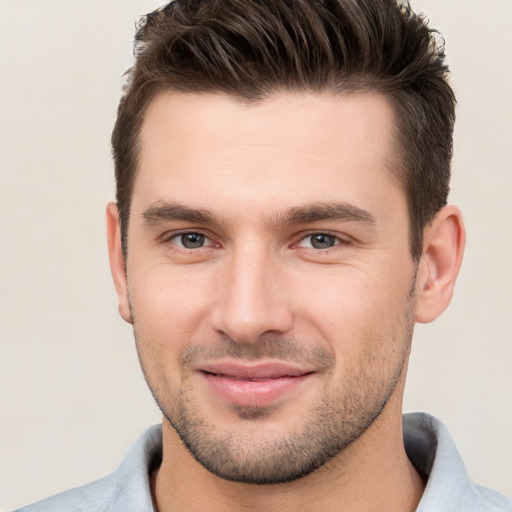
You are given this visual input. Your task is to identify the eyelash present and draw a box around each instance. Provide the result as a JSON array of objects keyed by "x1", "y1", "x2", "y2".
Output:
[
  {"x1": 161, "y1": 231, "x2": 215, "y2": 249},
  {"x1": 160, "y1": 230, "x2": 349, "y2": 252},
  {"x1": 295, "y1": 232, "x2": 348, "y2": 250}
]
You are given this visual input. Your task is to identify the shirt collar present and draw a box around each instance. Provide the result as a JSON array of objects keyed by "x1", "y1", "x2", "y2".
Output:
[{"x1": 107, "y1": 414, "x2": 509, "y2": 511}]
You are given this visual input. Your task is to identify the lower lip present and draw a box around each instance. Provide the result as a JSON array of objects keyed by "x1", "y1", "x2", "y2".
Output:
[{"x1": 201, "y1": 372, "x2": 312, "y2": 407}]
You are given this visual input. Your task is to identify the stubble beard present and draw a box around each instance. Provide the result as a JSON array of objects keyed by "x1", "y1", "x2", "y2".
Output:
[{"x1": 132, "y1": 288, "x2": 416, "y2": 485}]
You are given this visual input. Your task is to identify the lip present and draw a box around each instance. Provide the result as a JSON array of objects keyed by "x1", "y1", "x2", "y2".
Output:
[{"x1": 198, "y1": 361, "x2": 315, "y2": 407}]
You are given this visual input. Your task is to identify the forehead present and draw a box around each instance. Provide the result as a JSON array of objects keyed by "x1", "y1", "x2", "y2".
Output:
[{"x1": 134, "y1": 91, "x2": 403, "y2": 221}]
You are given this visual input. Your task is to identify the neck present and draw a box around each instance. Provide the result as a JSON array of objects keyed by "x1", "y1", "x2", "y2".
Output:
[{"x1": 151, "y1": 393, "x2": 424, "y2": 512}]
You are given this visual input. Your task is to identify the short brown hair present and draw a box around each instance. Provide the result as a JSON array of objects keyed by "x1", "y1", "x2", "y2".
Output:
[{"x1": 112, "y1": 0, "x2": 455, "y2": 260}]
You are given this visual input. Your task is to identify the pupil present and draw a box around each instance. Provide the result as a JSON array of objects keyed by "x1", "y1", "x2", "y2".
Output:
[
  {"x1": 182, "y1": 233, "x2": 205, "y2": 248},
  {"x1": 311, "y1": 234, "x2": 335, "y2": 249}
]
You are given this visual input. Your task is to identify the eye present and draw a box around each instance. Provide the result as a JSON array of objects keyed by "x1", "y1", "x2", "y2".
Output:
[
  {"x1": 170, "y1": 232, "x2": 212, "y2": 249},
  {"x1": 299, "y1": 233, "x2": 341, "y2": 250}
]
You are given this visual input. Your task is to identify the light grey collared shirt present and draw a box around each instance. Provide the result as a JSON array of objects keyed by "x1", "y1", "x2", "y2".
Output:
[{"x1": 14, "y1": 413, "x2": 512, "y2": 511}]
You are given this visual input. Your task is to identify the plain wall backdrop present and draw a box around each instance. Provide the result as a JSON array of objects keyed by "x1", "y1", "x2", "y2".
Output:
[{"x1": 1, "y1": 0, "x2": 511, "y2": 509}]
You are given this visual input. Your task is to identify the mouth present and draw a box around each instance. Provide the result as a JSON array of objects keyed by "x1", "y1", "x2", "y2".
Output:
[{"x1": 198, "y1": 362, "x2": 315, "y2": 407}]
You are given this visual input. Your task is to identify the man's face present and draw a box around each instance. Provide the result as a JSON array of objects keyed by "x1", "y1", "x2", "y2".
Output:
[{"x1": 123, "y1": 91, "x2": 418, "y2": 483}]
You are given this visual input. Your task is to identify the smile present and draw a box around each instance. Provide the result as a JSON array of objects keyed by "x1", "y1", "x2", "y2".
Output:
[{"x1": 198, "y1": 362, "x2": 315, "y2": 407}]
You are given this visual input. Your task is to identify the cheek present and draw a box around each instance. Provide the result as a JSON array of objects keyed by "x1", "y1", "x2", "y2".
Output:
[
  {"x1": 128, "y1": 264, "x2": 214, "y2": 346},
  {"x1": 129, "y1": 271, "x2": 201, "y2": 394},
  {"x1": 293, "y1": 264, "x2": 412, "y2": 347}
]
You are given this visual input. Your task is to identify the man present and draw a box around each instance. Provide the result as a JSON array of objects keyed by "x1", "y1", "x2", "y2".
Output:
[{"x1": 14, "y1": 0, "x2": 511, "y2": 511}]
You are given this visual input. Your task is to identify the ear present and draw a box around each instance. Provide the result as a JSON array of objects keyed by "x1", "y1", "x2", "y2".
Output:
[
  {"x1": 106, "y1": 202, "x2": 133, "y2": 324},
  {"x1": 415, "y1": 205, "x2": 466, "y2": 324}
]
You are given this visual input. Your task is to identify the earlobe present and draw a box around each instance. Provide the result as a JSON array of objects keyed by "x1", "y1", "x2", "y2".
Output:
[
  {"x1": 106, "y1": 202, "x2": 133, "y2": 324},
  {"x1": 415, "y1": 205, "x2": 466, "y2": 324}
]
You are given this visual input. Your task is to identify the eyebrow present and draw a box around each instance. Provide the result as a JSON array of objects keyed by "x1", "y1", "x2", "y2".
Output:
[
  {"x1": 273, "y1": 202, "x2": 377, "y2": 227},
  {"x1": 142, "y1": 202, "x2": 217, "y2": 225},
  {"x1": 141, "y1": 201, "x2": 376, "y2": 228}
]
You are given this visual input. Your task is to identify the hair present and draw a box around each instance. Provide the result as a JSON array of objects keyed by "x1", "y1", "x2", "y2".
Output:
[{"x1": 111, "y1": 0, "x2": 455, "y2": 260}]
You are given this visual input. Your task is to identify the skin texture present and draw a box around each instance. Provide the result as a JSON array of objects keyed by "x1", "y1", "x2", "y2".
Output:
[{"x1": 107, "y1": 91, "x2": 465, "y2": 512}]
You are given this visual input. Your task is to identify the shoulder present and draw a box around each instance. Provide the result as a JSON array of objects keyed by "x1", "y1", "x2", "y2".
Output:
[
  {"x1": 11, "y1": 474, "x2": 115, "y2": 512},
  {"x1": 473, "y1": 485, "x2": 512, "y2": 512},
  {"x1": 12, "y1": 424, "x2": 162, "y2": 512},
  {"x1": 404, "y1": 412, "x2": 512, "y2": 512}
]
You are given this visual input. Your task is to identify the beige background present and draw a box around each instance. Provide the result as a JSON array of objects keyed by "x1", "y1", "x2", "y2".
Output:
[{"x1": 1, "y1": 0, "x2": 511, "y2": 509}]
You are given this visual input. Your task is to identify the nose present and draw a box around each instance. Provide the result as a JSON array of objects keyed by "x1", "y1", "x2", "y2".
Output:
[{"x1": 210, "y1": 246, "x2": 294, "y2": 344}]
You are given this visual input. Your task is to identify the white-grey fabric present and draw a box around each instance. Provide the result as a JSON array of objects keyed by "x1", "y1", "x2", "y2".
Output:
[{"x1": 13, "y1": 413, "x2": 512, "y2": 511}]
